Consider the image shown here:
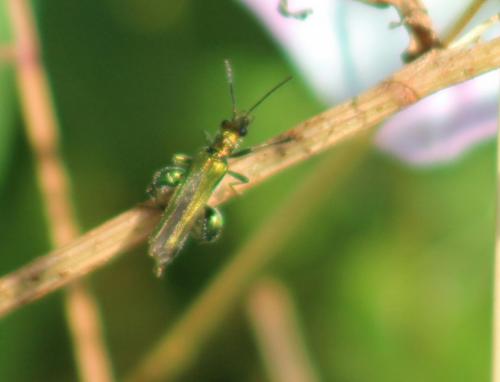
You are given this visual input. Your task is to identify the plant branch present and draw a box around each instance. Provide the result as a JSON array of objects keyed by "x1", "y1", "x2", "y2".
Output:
[
  {"x1": 7, "y1": 0, "x2": 114, "y2": 381},
  {"x1": 359, "y1": 0, "x2": 441, "y2": 61},
  {"x1": 448, "y1": 14, "x2": 500, "y2": 50},
  {"x1": 0, "y1": 37, "x2": 500, "y2": 318}
]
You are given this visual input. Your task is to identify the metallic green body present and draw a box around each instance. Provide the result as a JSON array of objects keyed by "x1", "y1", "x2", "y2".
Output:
[
  {"x1": 148, "y1": 150, "x2": 228, "y2": 276},
  {"x1": 147, "y1": 64, "x2": 290, "y2": 276}
]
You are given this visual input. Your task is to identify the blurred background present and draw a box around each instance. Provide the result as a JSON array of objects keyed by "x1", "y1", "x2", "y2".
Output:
[{"x1": 0, "y1": 0, "x2": 497, "y2": 381}]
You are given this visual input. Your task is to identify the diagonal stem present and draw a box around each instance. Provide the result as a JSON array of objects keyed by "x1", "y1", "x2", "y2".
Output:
[
  {"x1": 0, "y1": 36, "x2": 499, "y2": 318},
  {"x1": 358, "y1": 0, "x2": 441, "y2": 61}
]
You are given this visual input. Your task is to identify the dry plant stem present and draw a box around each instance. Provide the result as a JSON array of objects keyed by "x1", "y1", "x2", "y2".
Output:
[
  {"x1": 0, "y1": 37, "x2": 500, "y2": 318},
  {"x1": 247, "y1": 278, "x2": 319, "y2": 382},
  {"x1": 492, "y1": 73, "x2": 500, "y2": 382},
  {"x1": 442, "y1": 0, "x2": 486, "y2": 47},
  {"x1": 126, "y1": 137, "x2": 369, "y2": 382},
  {"x1": 448, "y1": 14, "x2": 500, "y2": 50},
  {"x1": 215, "y1": 37, "x2": 500, "y2": 203},
  {"x1": 0, "y1": 206, "x2": 159, "y2": 316},
  {"x1": 359, "y1": 0, "x2": 441, "y2": 61},
  {"x1": 7, "y1": 1, "x2": 114, "y2": 381}
]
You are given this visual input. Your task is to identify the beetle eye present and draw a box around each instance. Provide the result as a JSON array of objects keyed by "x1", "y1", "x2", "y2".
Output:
[{"x1": 239, "y1": 126, "x2": 248, "y2": 136}]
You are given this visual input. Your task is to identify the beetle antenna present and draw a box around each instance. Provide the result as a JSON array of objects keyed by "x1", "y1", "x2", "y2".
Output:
[
  {"x1": 224, "y1": 59, "x2": 237, "y2": 118},
  {"x1": 247, "y1": 76, "x2": 292, "y2": 115}
]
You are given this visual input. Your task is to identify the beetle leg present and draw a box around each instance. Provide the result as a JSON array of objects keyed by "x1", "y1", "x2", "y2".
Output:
[
  {"x1": 172, "y1": 153, "x2": 192, "y2": 167},
  {"x1": 191, "y1": 206, "x2": 224, "y2": 243},
  {"x1": 146, "y1": 165, "x2": 186, "y2": 206},
  {"x1": 227, "y1": 170, "x2": 249, "y2": 196},
  {"x1": 229, "y1": 148, "x2": 252, "y2": 158},
  {"x1": 229, "y1": 137, "x2": 293, "y2": 159}
]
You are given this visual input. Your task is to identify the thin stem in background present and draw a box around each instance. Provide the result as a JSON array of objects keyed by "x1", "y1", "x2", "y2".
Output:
[
  {"x1": 7, "y1": 1, "x2": 113, "y2": 381},
  {"x1": 247, "y1": 277, "x2": 320, "y2": 382},
  {"x1": 0, "y1": 35, "x2": 500, "y2": 317},
  {"x1": 126, "y1": 137, "x2": 369, "y2": 382},
  {"x1": 442, "y1": 0, "x2": 487, "y2": 47}
]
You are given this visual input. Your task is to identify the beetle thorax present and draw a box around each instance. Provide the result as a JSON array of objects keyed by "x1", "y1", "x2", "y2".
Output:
[{"x1": 210, "y1": 130, "x2": 241, "y2": 158}]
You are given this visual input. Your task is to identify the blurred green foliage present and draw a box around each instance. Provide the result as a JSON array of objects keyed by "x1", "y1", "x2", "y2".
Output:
[
  {"x1": 0, "y1": 1, "x2": 495, "y2": 381},
  {"x1": 0, "y1": 1, "x2": 16, "y2": 189}
]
